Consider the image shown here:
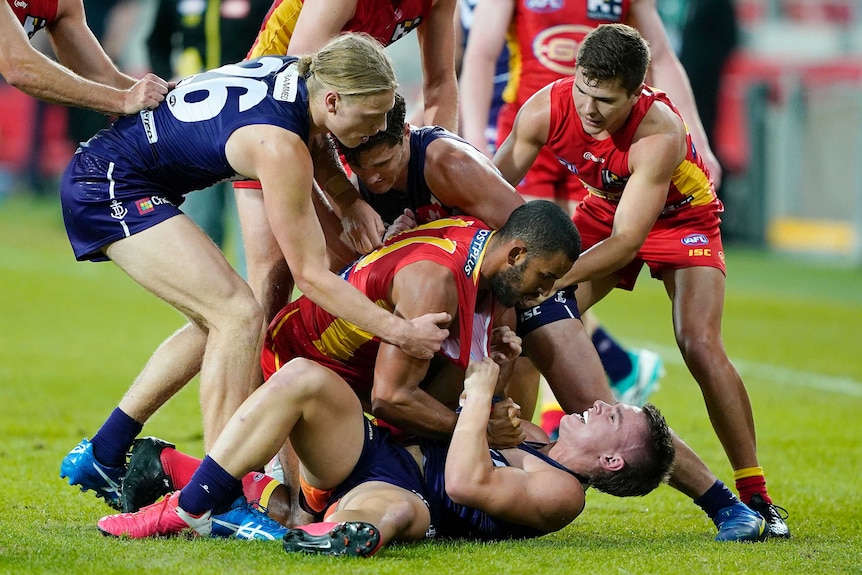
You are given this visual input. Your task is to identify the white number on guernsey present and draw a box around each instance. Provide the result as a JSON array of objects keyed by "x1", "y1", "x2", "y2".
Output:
[{"x1": 168, "y1": 57, "x2": 285, "y2": 123}]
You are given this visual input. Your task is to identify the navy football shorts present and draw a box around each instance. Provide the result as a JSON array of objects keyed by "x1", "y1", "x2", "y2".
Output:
[{"x1": 60, "y1": 151, "x2": 185, "y2": 261}]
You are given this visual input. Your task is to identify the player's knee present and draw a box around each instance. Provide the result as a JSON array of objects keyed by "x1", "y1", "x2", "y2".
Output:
[
  {"x1": 380, "y1": 497, "x2": 425, "y2": 541},
  {"x1": 268, "y1": 358, "x2": 330, "y2": 400},
  {"x1": 194, "y1": 293, "x2": 263, "y2": 357},
  {"x1": 675, "y1": 328, "x2": 721, "y2": 368},
  {"x1": 225, "y1": 291, "x2": 266, "y2": 339}
]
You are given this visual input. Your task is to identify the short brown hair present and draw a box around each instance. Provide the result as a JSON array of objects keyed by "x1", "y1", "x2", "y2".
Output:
[
  {"x1": 576, "y1": 24, "x2": 651, "y2": 96},
  {"x1": 588, "y1": 403, "x2": 675, "y2": 497}
]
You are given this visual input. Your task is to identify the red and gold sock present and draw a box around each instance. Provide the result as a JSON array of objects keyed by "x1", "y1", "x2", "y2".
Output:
[
  {"x1": 734, "y1": 466, "x2": 771, "y2": 505},
  {"x1": 241, "y1": 472, "x2": 282, "y2": 508}
]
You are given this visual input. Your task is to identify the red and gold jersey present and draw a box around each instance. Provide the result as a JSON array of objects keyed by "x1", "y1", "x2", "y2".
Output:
[
  {"x1": 8, "y1": 0, "x2": 58, "y2": 38},
  {"x1": 247, "y1": 0, "x2": 432, "y2": 58},
  {"x1": 262, "y1": 217, "x2": 496, "y2": 399},
  {"x1": 503, "y1": 0, "x2": 631, "y2": 106},
  {"x1": 545, "y1": 77, "x2": 718, "y2": 214}
]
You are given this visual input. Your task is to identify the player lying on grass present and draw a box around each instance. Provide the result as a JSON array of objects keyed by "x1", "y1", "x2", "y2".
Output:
[
  {"x1": 104, "y1": 199, "x2": 763, "y2": 543},
  {"x1": 98, "y1": 356, "x2": 674, "y2": 556},
  {"x1": 105, "y1": 200, "x2": 582, "y2": 533},
  {"x1": 325, "y1": 92, "x2": 769, "y2": 543}
]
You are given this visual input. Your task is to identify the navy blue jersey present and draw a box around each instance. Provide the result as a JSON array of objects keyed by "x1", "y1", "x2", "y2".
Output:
[
  {"x1": 80, "y1": 56, "x2": 311, "y2": 194},
  {"x1": 421, "y1": 439, "x2": 584, "y2": 540},
  {"x1": 307, "y1": 422, "x2": 582, "y2": 540},
  {"x1": 358, "y1": 126, "x2": 464, "y2": 225}
]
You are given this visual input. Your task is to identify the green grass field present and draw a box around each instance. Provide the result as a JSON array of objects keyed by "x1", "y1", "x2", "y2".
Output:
[{"x1": 1, "y1": 195, "x2": 860, "y2": 574}]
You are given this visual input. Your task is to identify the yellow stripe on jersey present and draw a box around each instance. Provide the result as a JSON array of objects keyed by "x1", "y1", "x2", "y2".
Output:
[
  {"x1": 671, "y1": 158, "x2": 715, "y2": 208},
  {"x1": 502, "y1": 27, "x2": 520, "y2": 105},
  {"x1": 415, "y1": 217, "x2": 474, "y2": 230},
  {"x1": 312, "y1": 300, "x2": 391, "y2": 361},
  {"x1": 269, "y1": 307, "x2": 300, "y2": 340},
  {"x1": 354, "y1": 236, "x2": 457, "y2": 272},
  {"x1": 248, "y1": 0, "x2": 303, "y2": 58}
]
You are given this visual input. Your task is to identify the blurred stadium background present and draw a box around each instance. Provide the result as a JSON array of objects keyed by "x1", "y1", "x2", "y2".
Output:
[{"x1": 1, "y1": 0, "x2": 861, "y2": 265}]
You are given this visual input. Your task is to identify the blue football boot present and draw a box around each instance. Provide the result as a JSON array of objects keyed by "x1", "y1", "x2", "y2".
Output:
[
  {"x1": 714, "y1": 502, "x2": 768, "y2": 542},
  {"x1": 211, "y1": 496, "x2": 288, "y2": 541},
  {"x1": 60, "y1": 438, "x2": 124, "y2": 509}
]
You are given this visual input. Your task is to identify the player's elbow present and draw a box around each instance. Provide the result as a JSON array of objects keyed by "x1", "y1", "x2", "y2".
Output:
[
  {"x1": 1, "y1": 55, "x2": 40, "y2": 93},
  {"x1": 444, "y1": 470, "x2": 487, "y2": 507},
  {"x1": 289, "y1": 268, "x2": 324, "y2": 301},
  {"x1": 370, "y1": 393, "x2": 403, "y2": 423}
]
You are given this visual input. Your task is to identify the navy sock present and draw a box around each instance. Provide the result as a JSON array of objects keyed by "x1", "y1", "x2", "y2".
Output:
[
  {"x1": 694, "y1": 480, "x2": 740, "y2": 520},
  {"x1": 178, "y1": 456, "x2": 242, "y2": 516},
  {"x1": 591, "y1": 327, "x2": 633, "y2": 385},
  {"x1": 91, "y1": 408, "x2": 143, "y2": 468}
]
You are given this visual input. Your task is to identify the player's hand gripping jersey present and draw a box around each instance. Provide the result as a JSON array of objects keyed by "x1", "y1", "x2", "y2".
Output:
[{"x1": 262, "y1": 217, "x2": 497, "y2": 400}]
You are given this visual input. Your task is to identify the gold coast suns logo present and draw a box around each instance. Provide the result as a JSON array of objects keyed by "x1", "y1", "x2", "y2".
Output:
[
  {"x1": 601, "y1": 169, "x2": 628, "y2": 190},
  {"x1": 532, "y1": 25, "x2": 593, "y2": 76}
]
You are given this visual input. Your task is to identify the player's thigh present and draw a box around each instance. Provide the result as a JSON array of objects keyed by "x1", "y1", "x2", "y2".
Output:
[
  {"x1": 104, "y1": 214, "x2": 255, "y2": 325},
  {"x1": 663, "y1": 266, "x2": 727, "y2": 343},
  {"x1": 280, "y1": 360, "x2": 367, "y2": 486}
]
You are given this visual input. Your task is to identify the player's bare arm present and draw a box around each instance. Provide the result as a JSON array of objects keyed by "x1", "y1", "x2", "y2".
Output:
[
  {"x1": 0, "y1": 0, "x2": 168, "y2": 114},
  {"x1": 371, "y1": 260, "x2": 461, "y2": 438},
  {"x1": 51, "y1": 0, "x2": 172, "y2": 113},
  {"x1": 446, "y1": 358, "x2": 585, "y2": 532},
  {"x1": 50, "y1": 0, "x2": 134, "y2": 87},
  {"x1": 558, "y1": 105, "x2": 686, "y2": 287},
  {"x1": 423, "y1": 137, "x2": 524, "y2": 228},
  {"x1": 458, "y1": 0, "x2": 514, "y2": 155},
  {"x1": 310, "y1": 135, "x2": 385, "y2": 253},
  {"x1": 286, "y1": 0, "x2": 358, "y2": 55},
  {"x1": 493, "y1": 86, "x2": 552, "y2": 187},
  {"x1": 416, "y1": 0, "x2": 459, "y2": 131}
]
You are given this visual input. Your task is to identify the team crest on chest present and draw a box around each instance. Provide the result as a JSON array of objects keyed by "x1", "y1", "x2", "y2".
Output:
[{"x1": 22, "y1": 14, "x2": 47, "y2": 38}]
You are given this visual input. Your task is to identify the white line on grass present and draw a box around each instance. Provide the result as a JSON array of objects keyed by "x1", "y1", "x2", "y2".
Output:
[{"x1": 642, "y1": 342, "x2": 862, "y2": 397}]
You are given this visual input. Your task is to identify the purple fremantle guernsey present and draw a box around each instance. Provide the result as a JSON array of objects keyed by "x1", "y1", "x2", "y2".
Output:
[
  {"x1": 60, "y1": 55, "x2": 311, "y2": 261},
  {"x1": 79, "y1": 55, "x2": 310, "y2": 192}
]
